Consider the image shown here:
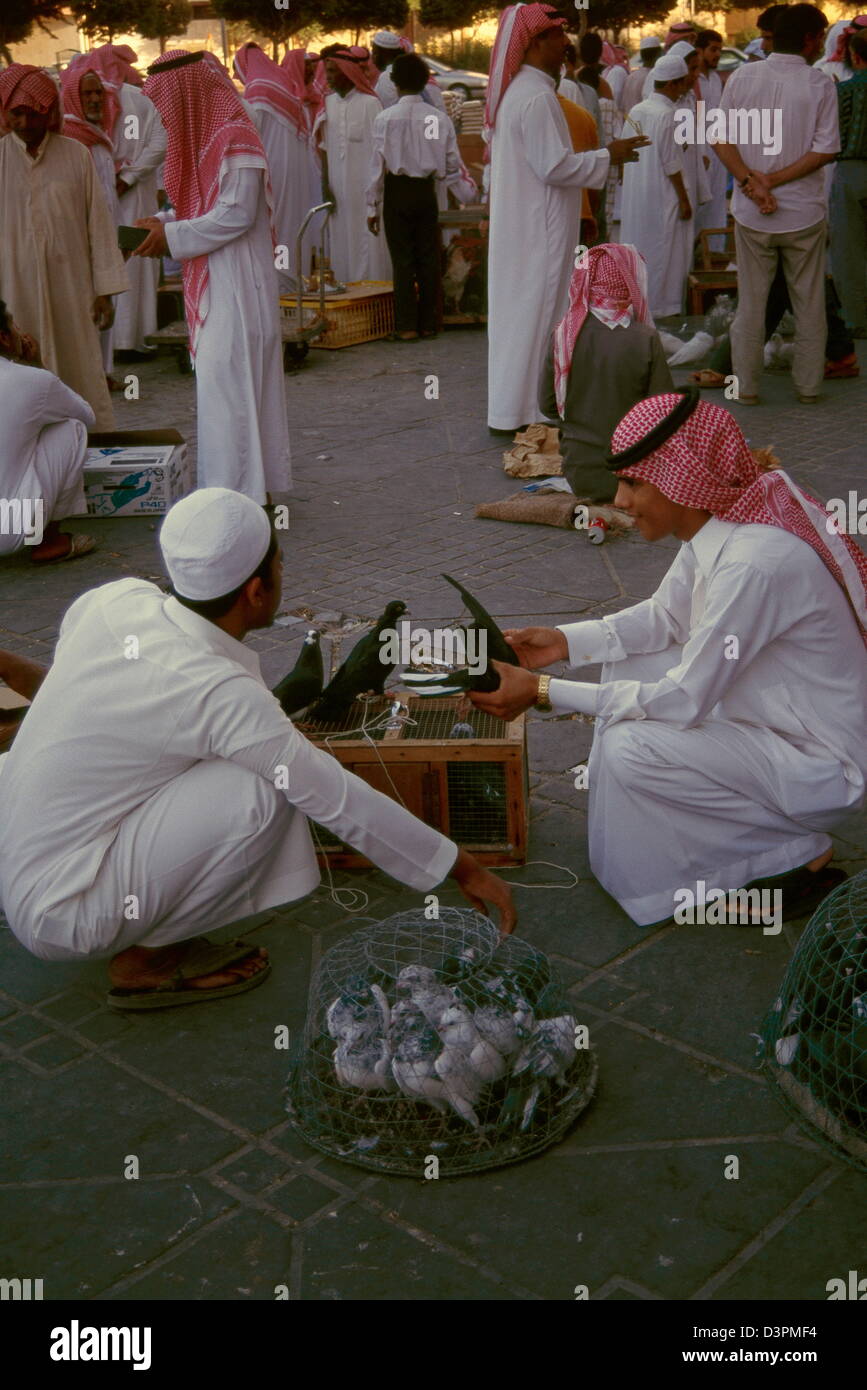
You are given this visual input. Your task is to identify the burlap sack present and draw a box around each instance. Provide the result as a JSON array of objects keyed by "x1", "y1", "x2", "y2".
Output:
[
  {"x1": 475, "y1": 493, "x2": 635, "y2": 533},
  {"x1": 503, "y1": 423, "x2": 563, "y2": 477}
]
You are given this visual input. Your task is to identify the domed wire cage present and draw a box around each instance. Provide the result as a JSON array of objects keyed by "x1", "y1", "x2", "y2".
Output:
[
  {"x1": 285, "y1": 908, "x2": 598, "y2": 1177},
  {"x1": 760, "y1": 869, "x2": 867, "y2": 1171}
]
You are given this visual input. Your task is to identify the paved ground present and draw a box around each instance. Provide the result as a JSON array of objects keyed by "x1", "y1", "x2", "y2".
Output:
[{"x1": 1, "y1": 326, "x2": 866, "y2": 1302}]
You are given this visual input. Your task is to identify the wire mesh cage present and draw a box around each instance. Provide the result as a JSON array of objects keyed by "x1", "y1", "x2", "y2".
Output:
[
  {"x1": 285, "y1": 908, "x2": 597, "y2": 1177},
  {"x1": 760, "y1": 869, "x2": 867, "y2": 1170}
]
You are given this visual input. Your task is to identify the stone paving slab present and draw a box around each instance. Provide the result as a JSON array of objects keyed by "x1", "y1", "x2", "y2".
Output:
[{"x1": 1, "y1": 326, "x2": 865, "y2": 1301}]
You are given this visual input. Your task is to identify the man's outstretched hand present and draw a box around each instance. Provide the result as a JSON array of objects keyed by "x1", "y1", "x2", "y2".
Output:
[
  {"x1": 607, "y1": 135, "x2": 650, "y2": 166},
  {"x1": 469, "y1": 661, "x2": 542, "y2": 721},
  {"x1": 450, "y1": 848, "x2": 516, "y2": 934},
  {"x1": 503, "y1": 626, "x2": 569, "y2": 670}
]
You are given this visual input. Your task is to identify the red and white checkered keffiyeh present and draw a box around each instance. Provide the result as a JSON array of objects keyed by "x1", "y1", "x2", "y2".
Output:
[
  {"x1": 347, "y1": 46, "x2": 379, "y2": 86},
  {"x1": 74, "y1": 43, "x2": 142, "y2": 88},
  {"x1": 235, "y1": 43, "x2": 308, "y2": 136},
  {"x1": 143, "y1": 50, "x2": 269, "y2": 356},
  {"x1": 834, "y1": 14, "x2": 867, "y2": 61},
  {"x1": 60, "y1": 64, "x2": 119, "y2": 153},
  {"x1": 0, "y1": 64, "x2": 61, "y2": 132},
  {"x1": 601, "y1": 41, "x2": 628, "y2": 71},
  {"x1": 485, "y1": 2, "x2": 566, "y2": 133},
  {"x1": 325, "y1": 49, "x2": 381, "y2": 99},
  {"x1": 553, "y1": 244, "x2": 652, "y2": 417},
  {"x1": 612, "y1": 394, "x2": 867, "y2": 641}
]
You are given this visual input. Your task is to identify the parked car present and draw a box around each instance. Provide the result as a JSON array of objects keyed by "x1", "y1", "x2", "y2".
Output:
[
  {"x1": 421, "y1": 56, "x2": 488, "y2": 100},
  {"x1": 629, "y1": 43, "x2": 749, "y2": 73}
]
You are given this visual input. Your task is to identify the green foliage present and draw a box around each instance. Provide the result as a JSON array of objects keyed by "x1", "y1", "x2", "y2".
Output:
[
  {"x1": 213, "y1": 0, "x2": 409, "y2": 52},
  {"x1": 135, "y1": 0, "x2": 192, "y2": 44},
  {"x1": 0, "y1": 0, "x2": 65, "y2": 62},
  {"x1": 69, "y1": 0, "x2": 145, "y2": 41},
  {"x1": 420, "y1": 0, "x2": 479, "y2": 30}
]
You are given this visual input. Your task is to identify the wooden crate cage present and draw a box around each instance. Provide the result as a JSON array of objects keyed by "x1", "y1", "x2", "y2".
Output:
[{"x1": 305, "y1": 694, "x2": 527, "y2": 867}]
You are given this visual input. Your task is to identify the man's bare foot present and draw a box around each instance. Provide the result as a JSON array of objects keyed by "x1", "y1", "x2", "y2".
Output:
[
  {"x1": 109, "y1": 940, "x2": 269, "y2": 993},
  {"x1": 806, "y1": 847, "x2": 834, "y2": 873}
]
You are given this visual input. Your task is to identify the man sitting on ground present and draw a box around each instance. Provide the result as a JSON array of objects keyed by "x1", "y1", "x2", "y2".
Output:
[
  {"x1": 0, "y1": 489, "x2": 515, "y2": 1009},
  {"x1": 539, "y1": 244, "x2": 672, "y2": 501},
  {"x1": 0, "y1": 301, "x2": 96, "y2": 564},
  {"x1": 469, "y1": 390, "x2": 867, "y2": 928}
]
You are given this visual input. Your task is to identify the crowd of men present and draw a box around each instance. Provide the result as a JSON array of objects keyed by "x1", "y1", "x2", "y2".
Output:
[{"x1": 0, "y1": 9, "x2": 866, "y2": 1002}]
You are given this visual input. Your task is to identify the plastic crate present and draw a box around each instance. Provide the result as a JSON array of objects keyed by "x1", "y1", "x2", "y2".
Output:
[{"x1": 281, "y1": 281, "x2": 394, "y2": 349}]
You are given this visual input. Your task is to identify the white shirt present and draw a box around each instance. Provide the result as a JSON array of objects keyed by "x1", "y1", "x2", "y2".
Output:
[
  {"x1": 0, "y1": 580, "x2": 457, "y2": 918},
  {"x1": 366, "y1": 95, "x2": 476, "y2": 211},
  {"x1": 376, "y1": 67, "x2": 446, "y2": 112},
  {"x1": 720, "y1": 53, "x2": 840, "y2": 233},
  {"x1": 549, "y1": 518, "x2": 867, "y2": 785},
  {"x1": 0, "y1": 356, "x2": 94, "y2": 491},
  {"x1": 602, "y1": 63, "x2": 628, "y2": 109}
]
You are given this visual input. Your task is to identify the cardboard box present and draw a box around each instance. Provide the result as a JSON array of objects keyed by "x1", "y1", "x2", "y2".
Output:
[{"x1": 75, "y1": 429, "x2": 193, "y2": 517}]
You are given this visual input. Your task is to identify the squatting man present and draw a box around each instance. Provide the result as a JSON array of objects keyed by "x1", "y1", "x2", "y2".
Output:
[
  {"x1": 470, "y1": 389, "x2": 867, "y2": 929},
  {"x1": 0, "y1": 490, "x2": 515, "y2": 1008}
]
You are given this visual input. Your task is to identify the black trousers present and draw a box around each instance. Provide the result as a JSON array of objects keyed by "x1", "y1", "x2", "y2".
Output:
[{"x1": 382, "y1": 172, "x2": 440, "y2": 334}]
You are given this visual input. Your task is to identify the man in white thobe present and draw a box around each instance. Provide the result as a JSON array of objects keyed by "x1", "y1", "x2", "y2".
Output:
[
  {"x1": 0, "y1": 65, "x2": 127, "y2": 432},
  {"x1": 620, "y1": 54, "x2": 694, "y2": 318},
  {"x1": 622, "y1": 37, "x2": 661, "y2": 113},
  {"x1": 371, "y1": 30, "x2": 447, "y2": 112},
  {"x1": 316, "y1": 52, "x2": 391, "y2": 283},
  {"x1": 136, "y1": 50, "x2": 290, "y2": 504},
  {"x1": 693, "y1": 30, "x2": 728, "y2": 248},
  {"x1": 0, "y1": 303, "x2": 95, "y2": 563},
  {"x1": 469, "y1": 392, "x2": 867, "y2": 929},
  {"x1": 0, "y1": 489, "x2": 515, "y2": 1004},
  {"x1": 485, "y1": 3, "x2": 646, "y2": 432},
  {"x1": 112, "y1": 82, "x2": 167, "y2": 352}
]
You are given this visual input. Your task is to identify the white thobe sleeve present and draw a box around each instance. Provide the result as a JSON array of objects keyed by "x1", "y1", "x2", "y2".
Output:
[
  {"x1": 444, "y1": 124, "x2": 477, "y2": 203},
  {"x1": 186, "y1": 675, "x2": 458, "y2": 891},
  {"x1": 366, "y1": 114, "x2": 386, "y2": 212},
  {"x1": 811, "y1": 74, "x2": 842, "y2": 155},
  {"x1": 39, "y1": 372, "x2": 96, "y2": 429},
  {"x1": 164, "y1": 166, "x2": 261, "y2": 260},
  {"x1": 118, "y1": 97, "x2": 167, "y2": 186},
  {"x1": 521, "y1": 92, "x2": 610, "y2": 189},
  {"x1": 549, "y1": 554, "x2": 796, "y2": 727},
  {"x1": 423, "y1": 84, "x2": 447, "y2": 113}
]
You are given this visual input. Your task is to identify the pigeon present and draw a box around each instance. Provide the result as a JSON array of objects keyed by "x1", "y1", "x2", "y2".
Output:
[
  {"x1": 665, "y1": 329, "x2": 714, "y2": 367},
  {"x1": 389, "y1": 1003, "x2": 450, "y2": 1115},
  {"x1": 437, "y1": 1003, "x2": 507, "y2": 1084},
  {"x1": 480, "y1": 971, "x2": 535, "y2": 1041},
  {"x1": 441, "y1": 573, "x2": 520, "y2": 672},
  {"x1": 272, "y1": 628, "x2": 323, "y2": 716},
  {"x1": 325, "y1": 974, "x2": 390, "y2": 1043},
  {"x1": 334, "y1": 1031, "x2": 396, "y2": 1092},
  {"x1": 511, "y1": 1015, "x2": 577, "y2": 1131},
  {"x1": 306, "y1": 599, "x2": 407, "y2": 725},
  {"x1": 395, "y1": 964, "x2": 459, "y2": 1028},
  {"x1": 473, "y1": 1001, "x2": 524, "y2": 1059}
]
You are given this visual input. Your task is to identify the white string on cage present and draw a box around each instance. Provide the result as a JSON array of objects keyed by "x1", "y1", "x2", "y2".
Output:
[{"x1": 492, "y1": 861, "x2": 580, "y2": 890}]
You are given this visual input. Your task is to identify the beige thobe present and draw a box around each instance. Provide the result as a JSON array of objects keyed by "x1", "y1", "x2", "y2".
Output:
[{"x1": 0, "y1": 132, "x2": 128, "y2": 430}]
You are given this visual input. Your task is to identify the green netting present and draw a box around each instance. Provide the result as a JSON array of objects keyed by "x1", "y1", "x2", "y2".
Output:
[
  {"x1": 285, "y1": 908, "x2": 597, "y2": 1177},
  {"x1": 760, "y1": 869, "x2": 867, "y2": 1170}
]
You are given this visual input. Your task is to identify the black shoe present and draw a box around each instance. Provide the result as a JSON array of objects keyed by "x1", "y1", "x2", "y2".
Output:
[{"x1": 488, "y1": 424, "x2": 528, "y2": 436}]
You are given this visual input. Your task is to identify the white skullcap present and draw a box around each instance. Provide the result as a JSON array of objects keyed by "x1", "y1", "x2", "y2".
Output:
[
  {"x1": 372, "y1": 30, "x2": 401, "y2": 49},
  {"x1": 640, "y1": 35, "x2": 662, "y2": 50},
  {"x1": 667, "y1": 40, "x2": 696, "y2": 60},
  {"x1": 160, "y1": 487, "x2": 272, "y2": 601},
  {"x1": 653, "y1": 53, "x2": 689, "y2": 81}
]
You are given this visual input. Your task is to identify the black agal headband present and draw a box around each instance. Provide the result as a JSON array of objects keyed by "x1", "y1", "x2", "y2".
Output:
[
  {"x1": 605, "y1": 385, "x2": 701, "y2": 472},
  {"x1": 148, "y1": 51, "x2": 206, "y2": 75}
]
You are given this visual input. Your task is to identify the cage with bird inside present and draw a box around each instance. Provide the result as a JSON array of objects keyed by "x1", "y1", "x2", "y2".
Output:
[
  {"x1": 760, "y1": 869, "x2": 867, "y2": 1171},
  {"x1": 285, "y1": 908, "x2": 597, "y2": 1177}
]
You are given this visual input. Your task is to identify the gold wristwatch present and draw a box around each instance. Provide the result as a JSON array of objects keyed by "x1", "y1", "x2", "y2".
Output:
[{"x1": 535, "y1": 674, "x2": 553, "y2": 712}]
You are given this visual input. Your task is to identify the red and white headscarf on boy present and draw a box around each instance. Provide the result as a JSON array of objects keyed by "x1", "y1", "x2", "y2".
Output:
[
  {"x1": 143, "y1": 50, "x2": 270, "y2": 356},
  {"x1": 235, "y1": 43, "x2": 308, "y2": 136},
  {"x1": 610, "y1": 394, "x2": 867, "y2": 643},
  {"x1": 552, "y1": 244, "x2": 652, "y2": 417}
]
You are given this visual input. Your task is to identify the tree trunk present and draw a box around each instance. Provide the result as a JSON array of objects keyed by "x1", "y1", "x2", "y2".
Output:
[
  {"x1": 160, "y1": 36, "x2": 166, "y2": 53},
  {"x1": 272, "y1": 39, "x2": 278, "y2": 60}
]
